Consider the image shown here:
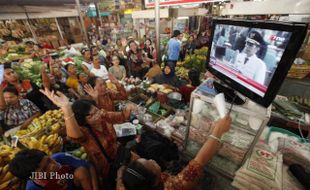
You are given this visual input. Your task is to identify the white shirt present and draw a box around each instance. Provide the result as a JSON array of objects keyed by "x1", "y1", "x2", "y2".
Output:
[
  {"x1": 234, "y1": 53, "x2": 267, "y2": 85},
  {"x1": 82, "y1": 61, "x2": 93, "y2": 71},
  {"x1": 91, "y1": 65, "x2": 108, "y2": 80}
]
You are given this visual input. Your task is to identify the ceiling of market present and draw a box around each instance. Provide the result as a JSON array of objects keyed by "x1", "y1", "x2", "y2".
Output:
[{"x1": 0, "y1": 0, "x2": 98, "y2": 6}]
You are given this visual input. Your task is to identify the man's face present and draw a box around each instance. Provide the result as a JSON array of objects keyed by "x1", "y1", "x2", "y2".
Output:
[
  {"x1": 92, "y1": 48, "x2": 98, "y2": 56},
  {"x1": 244, "y1": 40, "x2": 260, "y2": 57},
  {"x1": 3, "y1": 92, "x2": 19, "y2": 106},
  {"x1": 93, "y1": 56, "x2": 100, "y2": 66},
  {"x1": 84, "y1": 51, "x2": 91, "y2": 60},
  {"x1": 178, "y1": 34, "x2": 183, "y2": 40},
  {"x1": 4, "y1": 69, "x2": 19, "y2": 83}
]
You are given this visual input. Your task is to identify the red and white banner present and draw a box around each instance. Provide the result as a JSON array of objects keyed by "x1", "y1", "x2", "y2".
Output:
[{"x1": 145, "y1": 0, "x2": 223, "y2": 8}]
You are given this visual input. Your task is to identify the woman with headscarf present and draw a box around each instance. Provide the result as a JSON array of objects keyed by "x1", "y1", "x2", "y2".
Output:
[{"x1": 153, "y1": 62, "x2": 183, "y2": 88}]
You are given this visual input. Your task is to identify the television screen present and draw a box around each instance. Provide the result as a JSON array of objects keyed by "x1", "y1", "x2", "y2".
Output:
[{"x1": 207, "y1": 19, "x2": 308, "y2": 107}]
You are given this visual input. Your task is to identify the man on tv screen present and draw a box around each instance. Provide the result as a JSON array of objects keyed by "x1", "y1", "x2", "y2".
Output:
[{"x1": 233, "y1": 31, "x2": 267, "y2": 85}]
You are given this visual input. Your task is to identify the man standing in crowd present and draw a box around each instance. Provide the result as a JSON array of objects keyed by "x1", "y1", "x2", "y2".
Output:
[
  {"x1": 167, "y1": 30, "x2": 182, "y2": 67},
  {"x1": 233, "y1": 31, "x2": 267, "y2": 85}
]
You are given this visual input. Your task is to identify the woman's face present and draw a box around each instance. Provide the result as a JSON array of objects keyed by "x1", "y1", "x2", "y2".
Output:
[
  {"x1": 86, "y1": 106, "x2": 102, "y2": 125},
  {"x1": 129, "y1": 42, "x2": 137, "y2": 52},
  {"x1": 4, "y1": 69, "x2": 19, "y2": 83},
  {"x1": 112, "y1": 56, "x2": 120, "y2": 66},
  {"x1": 164, "y1": 66, "x2": 171, "y2": 75},
  {"x1": 145, "y1": 40, "x2": 151, "y2": 46},
  {"x1": 3, "y1": 92, "x2": 19, "y2": 106}
]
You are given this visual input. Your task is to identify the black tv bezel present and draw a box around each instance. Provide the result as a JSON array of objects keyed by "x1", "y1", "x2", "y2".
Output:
[{"x1": 206, "y1": 18, "x2": 308, "y2": 108}]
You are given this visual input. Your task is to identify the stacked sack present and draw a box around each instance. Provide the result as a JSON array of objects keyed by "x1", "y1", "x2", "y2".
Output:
[
  {"x1": 232, "y1": 146, "x2": 283, "y2": 190},
  {"x1": 277, "y1": 137, "x2": 310, "y2": 172}
]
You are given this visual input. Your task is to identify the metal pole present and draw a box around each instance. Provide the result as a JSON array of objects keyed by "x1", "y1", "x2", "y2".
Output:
[
  {"x1": 96, "y1": 3, "x2": 103, "y2": 26},
  {"x1": 55, "y1": 18, "x2": 64, "y2": 40},
  {"x1": 23, "y1": 6, "x2": 38, "y2": 43},
  {"x1": 95, "y1": 2, "x2": 102, "y2": 39},
  {"x1": 24, "y1": 20, "x2": 38, "y2": 43},
  {"x1": 155, "y1": 0, "x2": 160, "y2": 64},
  {"x1": 75, "y1": 0, "x2": 89, "y2": 46}
]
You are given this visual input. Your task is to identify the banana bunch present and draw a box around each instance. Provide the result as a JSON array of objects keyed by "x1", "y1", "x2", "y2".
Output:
[
  {"x1": 0, "y1": 145, "x2": 21, "y2": 190},
  {"x1": 15, "y1": 109, "x2": 64, "y2": 137},
  {"x1": 175, "y1": 66, "x2": 189, "y2": 79},
  {"x1": 71, "y1": 146, "x2": 87, "y2": 160},
  {"x1": 20, "y1": 134, "x2": 62, "y2": 156},
  {"x1": 0, "y1": 145, "x2": 20, "y2": 165},
  {"x1": 0, "y1": 167, "x2": 21, "y2": 190}
]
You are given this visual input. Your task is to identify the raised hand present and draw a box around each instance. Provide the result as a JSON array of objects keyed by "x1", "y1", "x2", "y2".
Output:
[
  {"x1": 212, "y1": 114, "x2": 232, "y2": 137},
  {"x1": 84, "y1": 84, "x2": 99, "y2": 100},
  {"x1": 40, "y1": 88, "x2": 70, "y2": 109}
]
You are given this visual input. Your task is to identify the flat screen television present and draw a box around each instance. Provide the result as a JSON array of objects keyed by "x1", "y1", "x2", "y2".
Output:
[{"x1": 207, "y1": 18, "x2": 308, "y2": 107}]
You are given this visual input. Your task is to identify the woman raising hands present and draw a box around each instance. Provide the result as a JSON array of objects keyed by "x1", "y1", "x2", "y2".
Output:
[{"x1": 40, "y1": 88, "x2": 139, "y2": 189}]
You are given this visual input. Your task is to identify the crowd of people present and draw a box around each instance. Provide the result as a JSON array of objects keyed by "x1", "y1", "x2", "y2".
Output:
[{"x1": 0, "y1": 29, "x2": 233, "y2": 190}]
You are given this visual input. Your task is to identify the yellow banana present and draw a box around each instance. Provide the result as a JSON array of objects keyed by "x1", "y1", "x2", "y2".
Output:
[
  {"x1": 0, "y1": 165, "x2": 9, "y2": 178},
  {"x1": 55, "y1": 137, "x2": 62, "y2": 146},
  {"x1": 0, "y1": 179, "x2": 10, "y2": 190},
  {"x1": 0, "y1": 167, "x2": 3, "y2": 178},
  {"x1": 40, "y1": 135, "x2": 47, "y2": 144},
  {"x1": 48, "y1": 135, "x2": 58, "y2": 147},
  {"x1": 46, "y1": 134, "x2": 54, "y2": 143},
  {"x1": 0, "y1": 172, "x2": 14, "y2": 184},
  {"x1": 0, "y1": 150, "x2": 10, "y2": 157}
]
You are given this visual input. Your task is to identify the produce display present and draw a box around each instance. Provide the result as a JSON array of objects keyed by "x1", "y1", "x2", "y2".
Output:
[
  {"x1": 0, "y1": 21, "x2": 30, "y2": 40},
  {"x1": 182, "y1": 47, "x2": 208, "y2": 72},
  {"x1": 70, "y1": 147, "x2": 88, "y2": 160},
  {"x1": 147, "y1": 83, "x2": 173, "y2": 94},
  {"x1": 19, "y1": 134, "x2": 62, "y2": 155},
  {"x1": 175, "y1": 66, "x2": 189, "y2": 80},
  {"x1": 0, "y1": 145, "x2": 22, "y2": 190},
  {"x1": 12, "y1": 60, "x2": 42, "y2": 87},
  {"x1": 15, "y1": 110, "x2": 64, "y2": 137}
]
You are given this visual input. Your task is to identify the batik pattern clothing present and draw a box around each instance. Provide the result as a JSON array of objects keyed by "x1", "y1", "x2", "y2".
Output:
[
  {"x1": 97, "y1": 84, "x2": 128, "y2": 111},
  {"x1": 3, "y1": 99, "x2": 40, "y2": 128}
]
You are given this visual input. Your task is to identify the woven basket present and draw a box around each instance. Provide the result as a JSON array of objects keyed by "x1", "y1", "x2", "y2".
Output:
[{"x1": 287, "y1": 64, "x2": 310, "y2": 79}]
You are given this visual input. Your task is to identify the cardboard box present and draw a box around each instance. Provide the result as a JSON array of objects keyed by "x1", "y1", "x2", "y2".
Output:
[
  {"x1": 49, "y1": 39, "x2": 60, "y2": 49},
  {"x1": 73, "y1": 35, "x2": 83, "y2": 43},
  {"x1": 59, "y1": 39, "x2": 68, "y2": 47}
]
